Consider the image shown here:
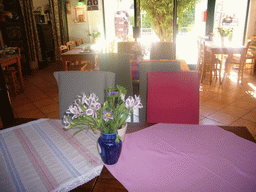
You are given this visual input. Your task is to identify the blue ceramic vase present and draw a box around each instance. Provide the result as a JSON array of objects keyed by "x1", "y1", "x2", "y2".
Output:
[{"x1": 98, "y1": 132, "x2": 122, "y2": 165}]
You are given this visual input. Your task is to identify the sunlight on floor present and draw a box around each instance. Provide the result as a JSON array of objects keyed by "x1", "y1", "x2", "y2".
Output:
[
  {"x1": 248, "y1": 82, "x2": 256, "y2": 90},
  {"x1": 226, "y1": 71, "x2": 240, "y2": 83},
  {"x1": 247, "y1": 83, "x2": 256, "y2": 98}
]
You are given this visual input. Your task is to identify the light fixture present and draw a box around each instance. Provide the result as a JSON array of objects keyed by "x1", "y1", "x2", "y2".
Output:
[
  {"x1": 77, "y1": 0, "x2": 85, "y2": 6},
  {"x1": 74, "y1": 1, "x2": 86, "y2": 22}
]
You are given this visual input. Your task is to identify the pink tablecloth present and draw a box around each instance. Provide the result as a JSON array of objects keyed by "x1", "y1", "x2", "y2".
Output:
[{"x1": 106, "y1": 124, "x2": 256, "y2": 191}]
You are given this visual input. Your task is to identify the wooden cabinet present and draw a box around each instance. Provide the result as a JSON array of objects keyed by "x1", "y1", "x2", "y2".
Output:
[
  {"x1": 37, "y1": 24, "x2": 54, "y2": 66},
  {"x1": 0, "y1": 19, "x2": 31, "y2": 74}
]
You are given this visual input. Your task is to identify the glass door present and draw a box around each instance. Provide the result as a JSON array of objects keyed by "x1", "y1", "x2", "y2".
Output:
[{"x1": 103, "y1": 0, "x2": 135, "y2": 52}]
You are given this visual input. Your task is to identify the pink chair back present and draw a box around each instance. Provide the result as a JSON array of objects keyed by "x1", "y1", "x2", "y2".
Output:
[{"x1": 147, "y1": 71, "x2": 200, "y2": 124}]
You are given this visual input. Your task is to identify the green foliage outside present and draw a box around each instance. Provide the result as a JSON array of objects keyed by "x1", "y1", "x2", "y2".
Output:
[
  {"x1": 130, "y1": 14, "x2": 152, "y2": 28},
  {"x1": 140, "y1": 0, "x2": 199, "y2": 41}
]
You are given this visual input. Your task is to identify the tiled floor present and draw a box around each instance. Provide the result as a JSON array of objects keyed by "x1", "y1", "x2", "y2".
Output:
[{"x1": 1, "y1": 61, "x2": 256, "y2": 140}]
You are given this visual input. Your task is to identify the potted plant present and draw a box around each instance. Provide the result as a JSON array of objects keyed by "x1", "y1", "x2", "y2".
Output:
[
  {"x1": 62, "y1": 85, "x2": 143, "y2": 164},
  {"x1": 91, "y1": 31, "x2": 101, "y2": 43},
  {"x1": 217, "y1": 27, "x2": 233, "y2": 45}
]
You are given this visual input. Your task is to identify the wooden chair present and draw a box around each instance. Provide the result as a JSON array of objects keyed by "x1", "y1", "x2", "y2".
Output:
[
  {"x1": 224, "y1": 40, "x2": 251, "y2": 84},
  {"x1": 76, "y1": 39, "x2": 84, "y2": 46},
  {"x1": 230, "y1": 37, "x2": 256, "y2": 76},
  {"x1": 3, "y1": 47, "x2": 23, "y2": 95},
  {"x1": 59, "y1": 45, "x2": 87, "y2": 71},
  {"x1": 244, "y1": 37, "x2": 256, "y2": 75},
  {"x1": 66, "y1": 41, "x2": 76, "y2": 50},
  {"x1": 147, "y1": 71, "x2": 200, "y2": 124},
  {"x1": 199, "y1": 40, "x2": 221, "y2": 84},
  {"x1": 197, "y1": 37, "x2": 205, "y2": 73}
]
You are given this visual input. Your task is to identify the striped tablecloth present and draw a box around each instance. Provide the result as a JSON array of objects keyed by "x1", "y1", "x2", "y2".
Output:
[{"x1": 0, "y1": 119, "x2": 103, "y2": 192}]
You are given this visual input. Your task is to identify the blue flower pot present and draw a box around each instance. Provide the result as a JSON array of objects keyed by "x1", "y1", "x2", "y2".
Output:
[{"x1": 97, "y1": 132, "x2": 122, "y2": 165}]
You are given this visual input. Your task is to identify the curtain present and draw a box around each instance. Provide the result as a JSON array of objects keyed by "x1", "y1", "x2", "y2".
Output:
[
  {"x1": 49, "y1": 0, "x2": 69, "y2": 61},
  {"x1": 18, "y1": 0, "x2": 42, "y2": 70}
]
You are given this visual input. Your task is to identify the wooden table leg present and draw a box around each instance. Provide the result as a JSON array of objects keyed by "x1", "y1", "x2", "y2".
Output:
[
  {"x1": 17, "y1": 56, "x2": 25, "y2": 90},
  {"x1": 62, "y1": 59, "x2": 68, "y2": 71},
  {"x1": 209, "y1": 51, "x2": 215, "y2": 85}
]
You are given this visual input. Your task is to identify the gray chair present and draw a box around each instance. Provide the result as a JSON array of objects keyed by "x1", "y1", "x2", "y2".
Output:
[
  {"x1": 117, "y1": 42, "x2": 138, "y2": 56},
  {"x1": 98, "y1": 53, "x2": 133, "y2": 97},
  {"x1": 138, "y1": 60, "x2": 182, "y2": 123},
  {"x1": 54, "y1": 71, "x2": 115, "y2": 119},
  {"x1": 150, "y1": 41, "x2": 175, "y2": 60}
]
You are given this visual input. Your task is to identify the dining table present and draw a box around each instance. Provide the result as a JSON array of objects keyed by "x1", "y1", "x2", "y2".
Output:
[
  {"x1": 204, "y1": 41, "x2": 247, "y2": 84},
  {"x1": 60, "y1": 43, "x2": 100, "y2": 71},
  {"x1": 1, "y1": 118, "x2": 255, "y2": 191}
]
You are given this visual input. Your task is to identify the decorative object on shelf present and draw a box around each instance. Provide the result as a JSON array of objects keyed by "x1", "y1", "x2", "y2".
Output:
[
  {"x1": 62, "y1": 85, "x2": 143, "y2": 164},
  {"x1": 74, "y1": 3, "x2": 86, "y2": 22},
  {"x1": 222, "y1": 15, "x2": 234, "y2": 24}
]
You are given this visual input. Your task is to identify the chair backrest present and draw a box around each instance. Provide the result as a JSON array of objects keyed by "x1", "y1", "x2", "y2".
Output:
[
  {"x1": 197, "y1": 37, "x2": 205, "y2": 71},
  {"x1": 66, "y1": 41, "x2": 77, "y2": 50},
  {"x1": 117, "y1": 41, "x2": 138, "y2": 55},
  {"x1": 150, "y1": 41, "x2": 175, "y2": 60},
  {"x1": 98, "y1": 53, "x2": 133, "y2": 97},
  {"x1": 76, "y1": 39, "x2": 84, "y2": 46},
  {"x1": 147, "y1": 71, "x2": 200, "y2": 124},
  {"x1": 241, "y1": 40, "x2": 252, "y2": 66},
  {"x1": 54, "y1": 71, "x2": 115, "y2": 119},
  {"x1": 138, "y1": 60, "x2": 182, "y2": 123}
]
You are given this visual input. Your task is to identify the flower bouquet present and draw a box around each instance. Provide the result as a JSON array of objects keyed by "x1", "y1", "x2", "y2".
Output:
[
  {"x1": 217, "y1": 27, "x2": 233, "y2": 41},
  {"x1": 91, "y1": 31, "x2": 101, "y2": 43},
  {"x1": 62, "y1": 85, "x2": 143, "y2": 142},
  {"x1": 63, "y1": 85, "x2": 142, "y2": 164}
]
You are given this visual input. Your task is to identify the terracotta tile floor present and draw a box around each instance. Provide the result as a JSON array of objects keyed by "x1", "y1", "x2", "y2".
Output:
[{"x1": 1, "y1": 62, "x2": 256, "y2": 140}]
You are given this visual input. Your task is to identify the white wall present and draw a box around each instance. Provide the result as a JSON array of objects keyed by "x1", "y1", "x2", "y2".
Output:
[
  {"x1": 32, "y1": 0, "x2": 49, "y2": 25},
  {"x1": 67, "y1": 0, "x2": 104, "y2": 43},
  {"x1": 213, "y1": 0, "x2": 248, "y2": 45},
  {"x1": 32, "y1": 0, "x2": 49, "y2": 13}
]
